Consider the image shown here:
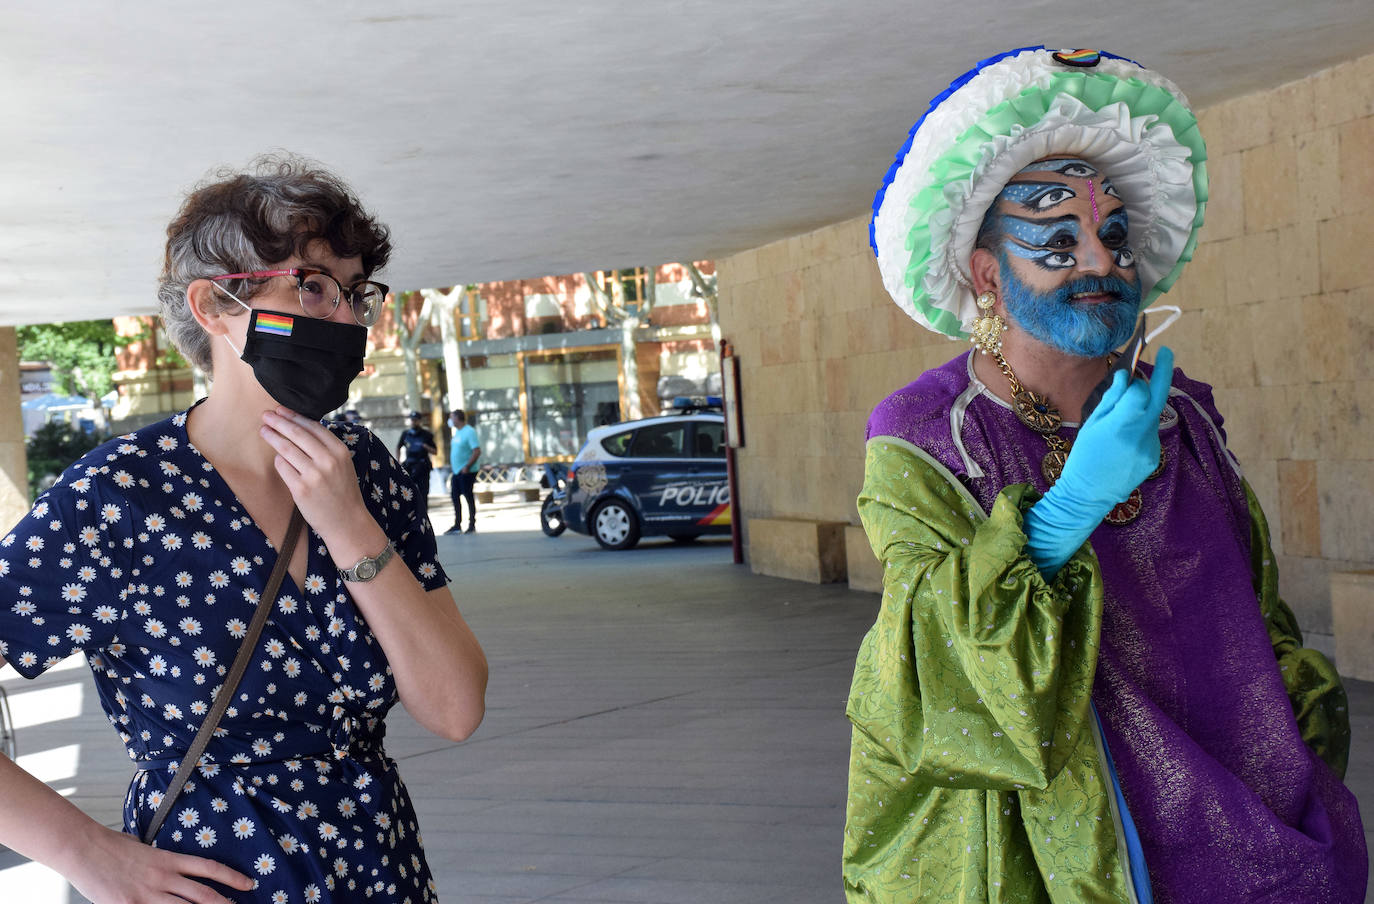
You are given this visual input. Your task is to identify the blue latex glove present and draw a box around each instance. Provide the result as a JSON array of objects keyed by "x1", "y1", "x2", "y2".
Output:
[{"x1": 1023, "y1": 347, "x2": 1175, "y2": 578}]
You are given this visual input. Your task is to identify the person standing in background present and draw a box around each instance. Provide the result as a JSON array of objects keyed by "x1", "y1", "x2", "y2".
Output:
[
  {"x1": 448, "y1": 409, "x2": 481, "y2": 534},
  {"x1": 396, "y1": 409, "x2": 438, "y2": 524}
]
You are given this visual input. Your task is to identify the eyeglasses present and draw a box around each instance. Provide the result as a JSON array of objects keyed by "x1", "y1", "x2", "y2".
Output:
[{"x1": 209, "y1": 268, "x2": 389, "y2": 326}]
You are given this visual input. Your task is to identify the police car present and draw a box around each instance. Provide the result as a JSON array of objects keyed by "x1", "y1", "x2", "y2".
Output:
[{"x1": 550, "y1": 400, "x2": 730, "y2": 550}]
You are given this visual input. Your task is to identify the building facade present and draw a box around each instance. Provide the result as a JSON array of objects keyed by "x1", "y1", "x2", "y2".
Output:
[{"x1": 108, "y1": 263, "x2": 719, "y2": 468}]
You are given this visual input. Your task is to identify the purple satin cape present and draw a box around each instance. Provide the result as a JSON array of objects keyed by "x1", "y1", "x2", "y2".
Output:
[{"x1": 868, "y1": 350, "x2": 1367, "y2": 903}]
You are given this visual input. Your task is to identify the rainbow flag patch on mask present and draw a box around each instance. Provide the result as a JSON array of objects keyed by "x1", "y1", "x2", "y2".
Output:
[{"x1": 255, "y1": 312, "x2": 295, "y2": 336}]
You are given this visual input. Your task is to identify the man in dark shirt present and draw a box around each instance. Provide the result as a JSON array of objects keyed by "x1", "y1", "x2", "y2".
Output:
[{"x1": 395, "y1": 410, "x2": 437, "y2": 523}]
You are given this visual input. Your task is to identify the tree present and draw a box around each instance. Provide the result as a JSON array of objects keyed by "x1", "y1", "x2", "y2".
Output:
[
  {"x1": 583, "y1": 268, "x2": 657, "y2": 420},
  {"x1": 25, "y1": 420, "x2": 106, "y2": 497},
  {"x1": 682, "y1": 262, "x2": 720, "y2": 344},
  {"x1": 419, "y1": 286, "x2": 469, "y2": 420},
  {"x1": 391, "y1": 292, "x2": 435, "y2": 414},
  {"x1": 17, "y1": 319, "x2": 122, "y2": 400}
]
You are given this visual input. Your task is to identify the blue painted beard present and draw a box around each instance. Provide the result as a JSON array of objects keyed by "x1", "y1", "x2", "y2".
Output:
[{"x1": 998, "y1": 256, "x2": 1141, "y2": 358}]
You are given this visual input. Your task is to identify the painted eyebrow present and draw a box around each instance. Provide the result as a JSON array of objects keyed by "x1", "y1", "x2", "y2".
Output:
[
  {"x1": 1001, "y1": 214, "x2": 1079, "y2": 247},
  {"x1": 1017, "y1": 158, "x2": 1099, "y2": 177},
  {"x1": 1097, "y1": 208, "x2": 1129, "y2": 235}
]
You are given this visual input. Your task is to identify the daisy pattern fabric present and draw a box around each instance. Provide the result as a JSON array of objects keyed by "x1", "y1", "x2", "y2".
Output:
[{"x1": 0, "y1": 408, "x2": 448, "y2": 903}]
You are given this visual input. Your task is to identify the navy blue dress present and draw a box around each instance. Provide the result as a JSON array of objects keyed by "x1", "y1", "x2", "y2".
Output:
[{"x1": 0, "y1": 408, "x2": 450, "y2": 903}]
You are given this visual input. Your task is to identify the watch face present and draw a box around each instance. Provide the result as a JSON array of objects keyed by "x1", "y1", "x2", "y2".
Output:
[{"x1": 356, "y1": 560, "x2": 377, "y2": 581}]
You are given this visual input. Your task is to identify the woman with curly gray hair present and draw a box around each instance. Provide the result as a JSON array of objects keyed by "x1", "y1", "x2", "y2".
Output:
[{"x1": 0, "y1": 156, "x2": 487, "y2": 903}]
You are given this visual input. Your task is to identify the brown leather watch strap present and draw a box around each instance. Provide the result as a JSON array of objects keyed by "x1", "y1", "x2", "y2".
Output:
[{"x1": 141, "y1": 506, "x2": 305, "y2": 844}]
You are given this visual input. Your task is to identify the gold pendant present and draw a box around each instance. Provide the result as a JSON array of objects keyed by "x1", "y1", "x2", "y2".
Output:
[
  {"x1": 1041, "y1": 438, "x2": 1070, "y2": 485},
  {"x1": 1013, "y1": 389, "x2": 1061, "y2": 434},
  {"x1": 1041, "y1": 449, "x2": 1067, "y2": 484}
]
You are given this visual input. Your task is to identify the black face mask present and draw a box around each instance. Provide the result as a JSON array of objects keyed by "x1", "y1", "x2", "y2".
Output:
[{"x1": 237, "y1": 310, "x2": 367, "y2": 420}]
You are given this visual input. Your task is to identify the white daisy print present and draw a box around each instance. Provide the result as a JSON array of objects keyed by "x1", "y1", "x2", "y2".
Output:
[{"x1": 232, "y1": 818, "x2": 255, "y2": 839}]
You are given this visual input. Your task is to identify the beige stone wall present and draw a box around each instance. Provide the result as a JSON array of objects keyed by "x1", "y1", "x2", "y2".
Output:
[
  {"x1": 0, "y1": 328, "x2": 30, "y2": 527},
  {"x1": 717, "y1": 51, "x2": 1374, "y2": 636}
]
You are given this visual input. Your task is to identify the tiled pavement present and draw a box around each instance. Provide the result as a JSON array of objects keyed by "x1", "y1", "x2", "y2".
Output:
[{"x1": 3, "y1": 497, "x2": 1372, "y2": 902}]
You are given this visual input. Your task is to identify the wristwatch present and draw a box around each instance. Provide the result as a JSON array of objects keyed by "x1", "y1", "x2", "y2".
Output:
[{"x1": 340, "y1": 542, "x2": 395, "y2": 583}]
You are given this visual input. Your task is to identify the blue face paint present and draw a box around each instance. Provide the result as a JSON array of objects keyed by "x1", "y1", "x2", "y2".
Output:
[
  {"x1": 1000, "y1": 181, "x2": 1079, "y2": 212},
  {"x1": 998, "y1": 251, "x2": 1141, "y2": 358},
  {"x1": 1017, "y1": 158, "x2": 1099, "y2": 179},
  {"x1": 1001, "y1": 215, "x2": 1079, "y2": 271},
  {"x1": 1097, "y1": 209, "x2": 1135, "y2": 269}
]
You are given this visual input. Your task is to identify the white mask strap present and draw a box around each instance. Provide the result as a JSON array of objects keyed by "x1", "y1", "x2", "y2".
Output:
[
  {"x1": 202, "y1": 281, "x2": 252, "y2": 357},
  {"x1": 1142, "y1": 305, "x2": 1182, "y2": 345}
]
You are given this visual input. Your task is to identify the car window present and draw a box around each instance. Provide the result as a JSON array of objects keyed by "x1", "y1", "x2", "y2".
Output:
[
  {"x1": 692, "y1": 421, "x2": 725, "y2": 458},
  {"x1": 600, "y1": 430, "x2": 635, "y2": 457},
  {"x1": 628, "y1": 422, "x2": 687, "y2": 458}
]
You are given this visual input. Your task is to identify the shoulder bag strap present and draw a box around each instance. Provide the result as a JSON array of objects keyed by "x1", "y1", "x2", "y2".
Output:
[{"x1": 142, "y1": 505, "x2": 305, "y2": 844}]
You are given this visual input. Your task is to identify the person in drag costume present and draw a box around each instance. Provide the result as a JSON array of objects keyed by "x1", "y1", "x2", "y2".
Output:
[
  {"x1": 843, "y1": 47, "x2": 1366, "y2": 903},
  {"x1": 0, "y1": 156, "x2": 488, "y2": 903}
]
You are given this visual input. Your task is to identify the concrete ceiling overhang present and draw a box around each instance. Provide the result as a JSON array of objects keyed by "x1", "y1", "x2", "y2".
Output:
[{"x1": 5, "y1": 2, "x2": 1374, "y2": 327}]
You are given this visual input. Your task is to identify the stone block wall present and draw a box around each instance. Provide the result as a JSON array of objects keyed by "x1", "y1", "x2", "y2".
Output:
[{"x1": 716, "y1": 51, "x2": 1374, "y2": 643}]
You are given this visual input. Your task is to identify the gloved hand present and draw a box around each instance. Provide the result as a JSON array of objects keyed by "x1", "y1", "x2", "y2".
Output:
[{"x1": 1023, "y1": 347, "x2": 1174, "y2": 578}]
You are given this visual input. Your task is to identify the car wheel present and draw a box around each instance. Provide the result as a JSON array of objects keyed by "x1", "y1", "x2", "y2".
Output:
[
  {"x1": 591, "y1": 499, "x2": 641, "y2": 550},
  {"x1": 540, "y1": 495, "x2": 567, "y2": 537},
  {"x1": 668, "y1": 532, "x2": 701, "y2": 543}
]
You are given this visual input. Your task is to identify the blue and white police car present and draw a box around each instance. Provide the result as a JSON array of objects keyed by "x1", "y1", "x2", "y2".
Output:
[{"x1": 546, "y1": 401, "x2": 730, "y2": 550}]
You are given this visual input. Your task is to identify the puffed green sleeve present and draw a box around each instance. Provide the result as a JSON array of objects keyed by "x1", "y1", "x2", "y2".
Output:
[
  {"x1": 846, "y1": 437, "x2": 1105, "y2": 791},
  {"x1": 1243, "y1": 480, "x2": 1351, "y2": 778}
]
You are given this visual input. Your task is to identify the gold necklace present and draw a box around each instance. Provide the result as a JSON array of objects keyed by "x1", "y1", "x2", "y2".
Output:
[{"x1": 987, "y1": 349, "x2": 1162, "y2": 525}]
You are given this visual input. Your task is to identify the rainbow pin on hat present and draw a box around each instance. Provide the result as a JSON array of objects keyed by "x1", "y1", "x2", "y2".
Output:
[{"x1": 871, "y1": 46, "x2": 1208, "y2": 338}]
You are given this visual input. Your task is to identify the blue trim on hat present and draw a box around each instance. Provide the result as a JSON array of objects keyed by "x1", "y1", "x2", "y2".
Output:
[{"x1": 868, "y1": 46, "x2": 1143, "y2": 255}]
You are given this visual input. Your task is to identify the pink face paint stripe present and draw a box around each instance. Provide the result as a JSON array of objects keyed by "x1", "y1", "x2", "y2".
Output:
[{"x1": 1088, "y1": 180, "x2": 1100, "y2": 223}]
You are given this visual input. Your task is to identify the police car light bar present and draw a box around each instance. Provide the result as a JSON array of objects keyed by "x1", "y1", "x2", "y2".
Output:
[{"x1": 670, "y1": 396, "x2": 723, "y2": 412}]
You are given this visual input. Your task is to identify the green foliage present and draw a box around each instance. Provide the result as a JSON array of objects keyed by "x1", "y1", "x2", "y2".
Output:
[
  {"x1": 18, "y1": 317, "x2": 186, "y2": 407},
  {"x1": 120, "y1": 320, "x2": 188, "y2": 369},
  {"x1": 17, "y1": 319, "x2": 120, "y2": 399},
  {"x1": 25, "y1": 420, "x2": 106, "y2": 498}
]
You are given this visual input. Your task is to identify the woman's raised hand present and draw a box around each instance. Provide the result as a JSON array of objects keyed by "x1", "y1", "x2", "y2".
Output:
[{"x1": 259, "y1": 406, "x2": 371, "y2": 533}]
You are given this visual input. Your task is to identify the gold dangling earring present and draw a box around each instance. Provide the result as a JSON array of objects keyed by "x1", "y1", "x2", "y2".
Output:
[{"x1": 970, "y1": 291, "x2": 1005, "y2": 356}]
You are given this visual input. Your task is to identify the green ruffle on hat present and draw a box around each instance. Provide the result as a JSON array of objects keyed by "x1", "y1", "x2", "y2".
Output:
[{"x1": 871, "y1": 47, "x2": 1208, "y2": 339}]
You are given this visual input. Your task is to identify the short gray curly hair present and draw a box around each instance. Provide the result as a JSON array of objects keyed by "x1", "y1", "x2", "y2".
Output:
[{"x1": 157, "y1": 154, "x2": 392, "y2": 374}]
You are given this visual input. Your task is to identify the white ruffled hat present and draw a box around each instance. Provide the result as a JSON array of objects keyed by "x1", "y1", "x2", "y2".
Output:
[{"x1": 871, "y1": 46, "x2": 1208, "y2": 339}]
